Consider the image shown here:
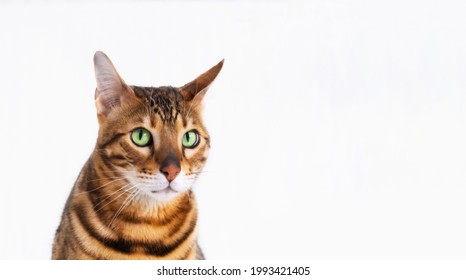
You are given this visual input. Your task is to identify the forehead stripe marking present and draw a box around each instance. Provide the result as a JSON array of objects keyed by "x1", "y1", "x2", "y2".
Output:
[{"x1": 145, "y1": 87, "x2": 182, "y2": 125}]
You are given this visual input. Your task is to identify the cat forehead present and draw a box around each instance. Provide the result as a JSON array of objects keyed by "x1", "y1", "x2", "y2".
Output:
[{"x1": 132, "y1": 86, "x2": 186, "y2": 125}]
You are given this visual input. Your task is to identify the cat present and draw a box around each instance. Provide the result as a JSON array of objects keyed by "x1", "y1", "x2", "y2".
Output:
[{"x1": 52, "y1": 51, "x2": 223, "y2": 260}]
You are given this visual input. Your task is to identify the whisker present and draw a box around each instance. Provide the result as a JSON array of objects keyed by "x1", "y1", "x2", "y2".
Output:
[
  {"x1": 93, "y1": 184, "x2": 137, "y2": 212},
  {"x1": 75, "y1": 177, "x2": 128, "y2": 196},
  {"x1": 93, "y1": 183, "x2": 132, "y2": 202},
  {"x1": 108, "y1": 187, "x2": 140, "y2": 229},
  {"x1": 84, "y1": 176, "x2": 126, "y2": 183},
  {"x1": 101, "y1": 170, "x2": 135, "y2": 173}
]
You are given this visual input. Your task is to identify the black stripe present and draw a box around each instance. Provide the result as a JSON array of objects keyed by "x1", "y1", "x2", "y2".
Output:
[
  {"x1": 86, "y1": 185, "x2": 115, "y2": 228},
  {"x1": 118, "y1": 214, "x2": 149, "y2": 225},
  {"x1": 157, "y1": 196, "x2": 192, "y2": 226},
  {"x1": 67, "y1": 209, "x2": 100, "y2": 259},
  {"x1": 71, "y1": 237, "x2": 99, "y2": 260},
  {"x1": 73, "y1": 201, "x2": 197, "y2": 257},
  {"x1": 145, "y1": 219, "x2": 196, "y2": 256},
  {"x1": 111, "y1": 154, "x2": 127, "y2": 161},
  {"x1": 73, "y1": 204, "x2": 133, "y2": 254},
  {"x1": 178, "y1": 244, "x2": 195, "y2": 260},
  {"x1": 96, "y1": 155, "x2": 114, "y2": 175},
  {"x1": 99, "y1": 133, "x2": 125, "y2": 149}
]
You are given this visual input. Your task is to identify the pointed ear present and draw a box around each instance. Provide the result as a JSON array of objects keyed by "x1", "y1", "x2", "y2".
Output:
[
  {"x1": 180, "y1": 59, "x2": 224, "y2": 105},
  {"x1": 94, "y1": 51, "x2": 133, "y2": 117}
]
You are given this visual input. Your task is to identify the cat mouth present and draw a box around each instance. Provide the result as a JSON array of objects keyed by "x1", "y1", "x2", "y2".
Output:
[
  {"x1": 150, "y1": 186, "x2": 178, "y2": 194},
  {"x1": 148, "y1": 186, "x2": 179, "y2": 201}
]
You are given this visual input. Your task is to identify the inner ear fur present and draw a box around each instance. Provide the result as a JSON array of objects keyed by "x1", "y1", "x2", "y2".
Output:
[
  {"x1": 180, "y1": 59, "x2": 224, "y2": 105},
  {"x1": 94, "y1": 51, "x2": 136, "y2": 117}
]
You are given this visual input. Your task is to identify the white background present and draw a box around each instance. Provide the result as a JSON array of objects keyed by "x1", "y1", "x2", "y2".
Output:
[{"x1": 0, "y1": 0, "x2": 466, "y2": 259}]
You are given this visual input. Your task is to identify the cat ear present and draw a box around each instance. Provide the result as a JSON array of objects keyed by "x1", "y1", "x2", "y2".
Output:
[
  {"x1": 180, "y1": 59, "x2": 224, "y2": 106},
  {"x1": 94, "y1": 51, "x2": 133, "y2": 117}
]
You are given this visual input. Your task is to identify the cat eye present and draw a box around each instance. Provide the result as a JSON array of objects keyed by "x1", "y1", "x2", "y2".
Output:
[
  {"x1": 182, "y1": 130, "x2": 200, "y2": 148},
  {"x1": 131, "y1": 128, "x2": 152, "y2": 147}
]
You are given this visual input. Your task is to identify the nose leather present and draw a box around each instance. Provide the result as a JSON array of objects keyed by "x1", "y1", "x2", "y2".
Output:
[{"x1": 160, "y1": 155, "x2": 181, "y2": 182}]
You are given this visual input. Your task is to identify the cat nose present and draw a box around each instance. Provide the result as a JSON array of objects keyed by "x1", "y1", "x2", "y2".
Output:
[
  {"x1": 160, "y1": 164, "x2": 180, "y2": 182},
  {"x1": 160, "y1": 156, "x2": 181, "y2": 182}
]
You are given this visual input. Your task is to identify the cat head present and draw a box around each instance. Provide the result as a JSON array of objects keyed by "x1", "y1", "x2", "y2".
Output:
[{"x1": 93, "y1": 51, "x2": 223, "y2": 202}]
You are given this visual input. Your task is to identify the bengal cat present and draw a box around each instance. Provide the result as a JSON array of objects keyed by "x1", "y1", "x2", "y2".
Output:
[{"x1": 52, "y1": 51, "x2": 223, "y2": 260}]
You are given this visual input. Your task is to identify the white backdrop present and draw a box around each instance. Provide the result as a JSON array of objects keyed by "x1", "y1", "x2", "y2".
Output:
[{"x1": 0, "y1": 0, "x2": 466, "y2": 259}]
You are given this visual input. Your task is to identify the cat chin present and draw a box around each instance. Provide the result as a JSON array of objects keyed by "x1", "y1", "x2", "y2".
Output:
[{"x1": 144, "y1": 186, "x2": 184, "y2": 202}]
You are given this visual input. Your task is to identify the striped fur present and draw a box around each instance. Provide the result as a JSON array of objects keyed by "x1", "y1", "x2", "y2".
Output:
[{"x1": 52, "y1": 52, "x2": 223, "y2": 260}]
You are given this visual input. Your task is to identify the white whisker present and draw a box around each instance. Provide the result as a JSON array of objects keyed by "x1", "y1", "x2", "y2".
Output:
[
  {"x1": 94, "y1": 184, "x2": 138, "y2": 213},
  {"x1": 76, "y1": 177, "x2": 128, "y2": 195},
  {"x1": 84, "y1": 176, "x2": 126, "y2": 182},
  {"x1": 108, "y1": 187, "x2": 141, "y2": 229}
]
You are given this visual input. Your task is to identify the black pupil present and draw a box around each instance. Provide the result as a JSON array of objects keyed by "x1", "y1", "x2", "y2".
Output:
[
  {"x1": 138, "y1": 130, "x2": 143, "y2": 140},
  {"x1": 186, "y1": 132, "x2": 190, "y2": 142}
]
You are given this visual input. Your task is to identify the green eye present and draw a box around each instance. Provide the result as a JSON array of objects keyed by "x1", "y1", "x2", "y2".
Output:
[
  {"x1": 131, "y1": 128, "x2": 152, "y2": 147},
  {"x1": 182, "y1": 130, "x2": 200, "y2": 148}
]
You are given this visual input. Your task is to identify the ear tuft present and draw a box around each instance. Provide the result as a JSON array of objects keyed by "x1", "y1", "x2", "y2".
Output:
[{"x1": 180, "y1": 59, "x2": 224, "y2": 104}]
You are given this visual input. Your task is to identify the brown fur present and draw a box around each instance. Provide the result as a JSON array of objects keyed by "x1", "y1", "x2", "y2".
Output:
[{"x1": 52, "y1": 52, "x2": 223, "y2": 259}]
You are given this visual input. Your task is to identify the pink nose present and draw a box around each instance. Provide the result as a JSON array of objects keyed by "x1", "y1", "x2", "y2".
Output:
[{"x1": 160, "y1": 164, "x2": 180, "y2": 182}]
